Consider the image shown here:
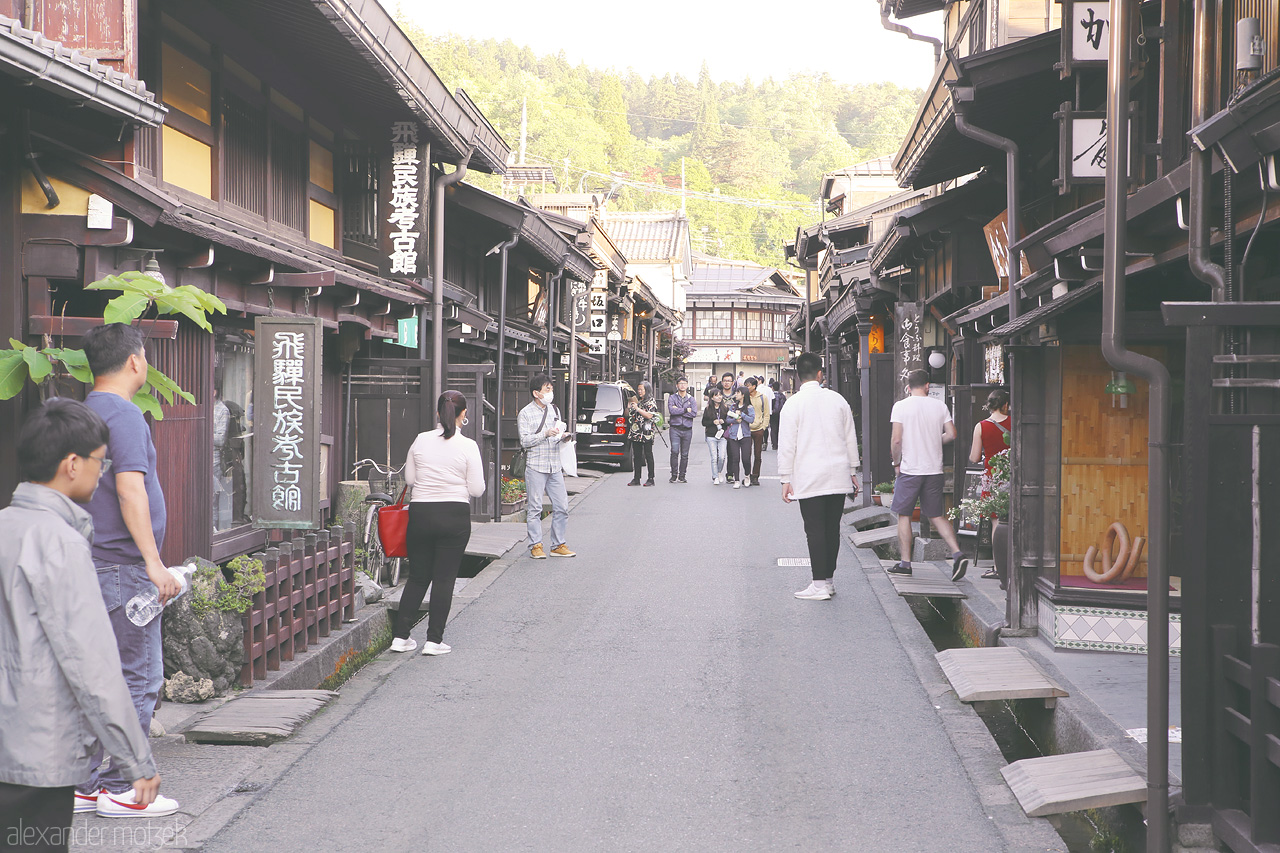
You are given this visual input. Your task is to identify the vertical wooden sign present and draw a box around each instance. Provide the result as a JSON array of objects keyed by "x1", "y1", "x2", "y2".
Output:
[
  {"x1": 253, "y1": 316, "x2": 323, "y2": 529},
  {"x1": 379, "y1": 122, "x2": 429, "y2": 281}
]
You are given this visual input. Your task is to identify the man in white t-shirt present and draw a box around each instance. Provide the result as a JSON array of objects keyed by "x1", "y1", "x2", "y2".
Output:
[{"x1": 888, "y1": 369, "x2": 968, "y2": 580}]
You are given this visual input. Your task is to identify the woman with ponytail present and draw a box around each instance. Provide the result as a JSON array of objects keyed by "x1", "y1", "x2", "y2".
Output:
[{"x1": 391, "y1": 390, "x2": 486, "y2": 656}]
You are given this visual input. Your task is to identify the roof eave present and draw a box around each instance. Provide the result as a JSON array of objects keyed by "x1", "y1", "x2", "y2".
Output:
[{"x1": 0, "y1": 19, "x2": 166, "y2": 126}]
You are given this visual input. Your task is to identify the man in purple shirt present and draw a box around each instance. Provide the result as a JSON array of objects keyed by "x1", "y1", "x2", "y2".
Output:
[
  {"x1": 76, "y1": 324, "x2": 180, "y2": 818},
  {"x1": 666, "y1": 376, "x2": 697, "y2": 483}
]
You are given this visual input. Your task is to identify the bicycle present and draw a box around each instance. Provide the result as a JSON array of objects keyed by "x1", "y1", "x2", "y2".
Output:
[{"x1": 351, "y1": 458, "x2": 406, "y2": 588}]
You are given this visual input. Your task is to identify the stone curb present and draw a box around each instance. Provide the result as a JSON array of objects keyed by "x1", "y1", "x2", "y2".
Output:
[
  {"x1": 169, "y1": 469, "x2": 615, "y2": 849},
  {"x1": 846, "y1": 542, "x2": 1070, "y2": 853}
]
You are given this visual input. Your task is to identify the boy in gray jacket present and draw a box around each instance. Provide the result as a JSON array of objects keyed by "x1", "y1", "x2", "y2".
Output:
[{"x1": 0, "y1": 399, "x2": 161, "y2": 847}]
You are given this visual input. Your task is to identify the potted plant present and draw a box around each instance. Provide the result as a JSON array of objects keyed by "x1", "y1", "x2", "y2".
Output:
[
  {"x1": 874, "y1": 482, "x2": 895, "y2": 507},
  {"x1": 500, "y1": 477, "x2": 527, "y2": 514}
]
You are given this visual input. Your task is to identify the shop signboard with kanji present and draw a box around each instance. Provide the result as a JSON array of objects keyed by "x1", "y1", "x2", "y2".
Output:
[
  {"x1": 252, "y1": 316, "x2": 323, "y2": 529},
  {"x1": 379, "y1": 121, "x2": 429, "y2": 280}
]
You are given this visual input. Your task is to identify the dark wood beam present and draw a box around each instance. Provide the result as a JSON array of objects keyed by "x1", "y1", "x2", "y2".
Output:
[{"x1": 30, "y1": 316, "x2": 179, "y2": 339}]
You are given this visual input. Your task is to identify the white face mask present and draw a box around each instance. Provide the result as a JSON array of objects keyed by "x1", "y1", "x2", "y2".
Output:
[{"x1": 541, "y1": 389, "x2": 554, "y2": 405}]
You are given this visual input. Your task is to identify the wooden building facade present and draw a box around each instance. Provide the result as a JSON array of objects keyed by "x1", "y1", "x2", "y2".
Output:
[
  {"x1": 801, "y1": 1, "x2": 1280, "y2": 847},
  {"x1": 0, "y1": 0, "x2": 516, "y2": 558}
]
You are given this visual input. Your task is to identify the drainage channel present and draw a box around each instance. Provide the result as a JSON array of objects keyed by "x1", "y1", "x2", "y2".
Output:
[{"x1": 908, "y1": 596, "x2": 1145, "y2": 853}]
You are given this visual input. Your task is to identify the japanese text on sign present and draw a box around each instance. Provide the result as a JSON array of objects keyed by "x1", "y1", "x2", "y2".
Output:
[
  {"x1": 388, "y1": 122, "x2": 421, "y2": 275},
  {"x1": 269, "y1": 331, "x2": 306, "y2": 513},
  {"x1": 253, "y1": 317, "x2": 321, "y2": 530}
]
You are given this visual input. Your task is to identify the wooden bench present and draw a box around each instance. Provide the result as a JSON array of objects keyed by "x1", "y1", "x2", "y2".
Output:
[
  {"x1": 877, "y1": 560, "x2": 967, "y2": 599},
  {"x1": 936, "y1": 646, "x2": 1069, "y2": 709},
  {"x1": 849, "y1": 525, "x2": 899, "y2": 548},
  {"x1": 1001, "y1": 749, "x2": 1147, "y2": 816},
  {"x1": 184, "y1": 690, "x2": 338, "y2": 746},
  {"x1": 465, "y1": 521, "x2": 527, "y2": 559}
]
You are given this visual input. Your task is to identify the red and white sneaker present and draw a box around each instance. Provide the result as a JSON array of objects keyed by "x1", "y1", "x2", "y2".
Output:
[
  {"x1": 74, "y1": 789, "x2": 103, "y2": 814},
  {"x1": 96, "y1": 789, "x2": 180, "y2": 818}
]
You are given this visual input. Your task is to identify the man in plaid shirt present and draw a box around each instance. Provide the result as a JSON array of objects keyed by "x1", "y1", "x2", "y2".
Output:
[{"x1": 518, "y1": 374, "x2": 576, "y2": 559}]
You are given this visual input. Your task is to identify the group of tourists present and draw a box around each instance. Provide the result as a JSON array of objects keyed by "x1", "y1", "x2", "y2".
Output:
[
  {"x1": 698, "y1": 372, "x2": 786, "y2": 488},
  {"x1": 619, "y1": 371, "x2": 789, "y2": 489}
]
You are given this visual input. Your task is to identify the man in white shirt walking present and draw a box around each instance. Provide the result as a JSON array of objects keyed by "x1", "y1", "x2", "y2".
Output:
[
  {"x1": 888, "y1": 369, "x2": 967, "y2": 580},
  {"x1": 517, "y1": 374, "x2": 576, "y2": 559},
  {"x1": 778, "y1": 353, "x2": 860, "y2": 601}
]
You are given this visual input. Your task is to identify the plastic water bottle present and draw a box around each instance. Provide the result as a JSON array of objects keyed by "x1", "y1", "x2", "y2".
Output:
[{"x1": 124, "y1": 563, "x2": 196, "y2": 627}]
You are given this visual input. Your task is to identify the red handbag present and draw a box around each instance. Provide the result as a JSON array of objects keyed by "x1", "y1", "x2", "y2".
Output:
[{"x1": 377, "y1": 488, "x2": 409, "y2": 558}]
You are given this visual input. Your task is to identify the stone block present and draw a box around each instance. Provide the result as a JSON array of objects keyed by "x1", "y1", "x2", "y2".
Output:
[
  {"x1": 1177, "y1": 822, "x2": 1221, "y2": 850},
  {"x1": 913, "y1": 536, "x2": 951, "y2": 562}
]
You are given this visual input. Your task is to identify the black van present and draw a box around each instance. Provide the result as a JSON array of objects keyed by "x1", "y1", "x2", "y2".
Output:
[{"x1": 574, "y1": 381, "x2": 634, "y2": 472}]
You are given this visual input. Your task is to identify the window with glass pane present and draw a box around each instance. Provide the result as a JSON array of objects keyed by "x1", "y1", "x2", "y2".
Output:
[
  {"x1": 702, "y1": 310, "x2": 731, "y2": 339},
  {"x1": 737, "y1": 310, "x2": 762, "y2": 341},
  {"x1": 214, "y1": 327, "x2": 255, "y2": 533}
]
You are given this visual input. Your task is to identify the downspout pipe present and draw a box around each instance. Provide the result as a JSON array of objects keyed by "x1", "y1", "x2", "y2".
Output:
[
  {"x1": 1102, "y1": 4, "x2": 1170, "y2": 850},
  {"x1": 953, "y1": 100, "x2": 1020, "y2": 321},
  {"x1": 547, "y1": 255, "x2": 568, "y2": 373},
  {"x1": 492, "y1": 225, "x2": 521, "y2": 522},
  {"x1": 428, "y1": 147, "x2": 474, "y2": 405},
  {"x1": 1188, "y1": 0, "x2": 1227, "y2": 301},
  {"x1": 880, "y1": 9, "x2": 942, "y2": 66}
]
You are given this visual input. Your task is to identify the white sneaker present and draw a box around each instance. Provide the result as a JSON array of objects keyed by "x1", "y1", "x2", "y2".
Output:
[
  {"x1": 794, "y1": 582, "x2": 832, "y2": 601},
  {"x1": 74, "y1": 789, "x2": 102, "y2": 814},
  {"x1": 822, "y1": 580, "x2": 836, "y2": 597},
  {"x1": 732, "y1": 481, "x2": 741, "y2": 489},
  {"x1": 96, "y1": 789, "x2": 180, "y2": 818},
  {"x1": 421, "y1": 641, "x2": 451, "y2": 656},
  {"x1": 390, "y1": 637, "x2": 417, "y2": 653}
]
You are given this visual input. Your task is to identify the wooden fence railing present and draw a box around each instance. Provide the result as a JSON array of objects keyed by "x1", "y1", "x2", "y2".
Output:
[
  {"x1": 239, "y1": 523, "x2": 357, "y2": 687},
  {"x1": 1211, "y1": 626, "x2": 1280, "y2": 853}
]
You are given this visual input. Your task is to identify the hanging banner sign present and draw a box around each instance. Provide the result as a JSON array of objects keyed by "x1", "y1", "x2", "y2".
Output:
[
  {"x1": 252, "y1": 316, "x2": 324, "y2": 530},
  {"x1": 379, "y1": 122, "x2": 429, "y2": 280},
  {"x1": 573, "y1": 280, "x2": 592, "y2": 334},
  {"x1": 894, "y1": 302, "x2": 923, "y2": 399}
]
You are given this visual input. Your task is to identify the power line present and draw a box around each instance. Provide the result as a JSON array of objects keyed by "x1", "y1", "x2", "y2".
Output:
[
  {"x1": 478, "y1": 96, "x2": 913, "y2": 142},
  {"x1": 519, "y1": 153, "x2": 822, "y2": 212}
]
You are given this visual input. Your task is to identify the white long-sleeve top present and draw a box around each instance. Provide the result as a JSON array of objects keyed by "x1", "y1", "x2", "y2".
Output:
[
  {"x1": 403, "y1": 428, "x2": 486, "y2": 504},
  {"x1": 777, "y1": 381, "x2": 860, "y2": 500}
]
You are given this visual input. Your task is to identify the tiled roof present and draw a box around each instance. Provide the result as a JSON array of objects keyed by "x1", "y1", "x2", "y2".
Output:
[
  {"x1": 602, "y1": 210, "x2": 689, "y2": 262},
  {"x1": 687, "y1": 254, "x2": 800, "y2": 299},
  {"x1": 0, "y1": 15, "x2": 164, "y2": 124}
]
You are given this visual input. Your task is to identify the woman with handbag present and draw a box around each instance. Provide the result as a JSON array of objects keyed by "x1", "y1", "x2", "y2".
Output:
[
  {"x1": 390, "y1": 390, "x2": 486, "y2": 656},
  {"x1": 625, "y1": 381, "x2": 659, "y2": 487},
  {"x1": 968, "y1": 388, "x2": 1010, "y2": 580}
]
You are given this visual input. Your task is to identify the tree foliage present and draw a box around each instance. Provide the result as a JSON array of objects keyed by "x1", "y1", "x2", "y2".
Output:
[
  {"x1": 0, "y1": 272, "x2": 226, "y2": 418},
  {"x1": 400, "y1": 28, "x2": 923, "y2": 266}
]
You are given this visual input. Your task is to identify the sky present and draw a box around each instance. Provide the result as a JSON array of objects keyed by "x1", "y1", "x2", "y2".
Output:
[{"x1": 387, "y1": 1, "x2": 945, "y2": 90}]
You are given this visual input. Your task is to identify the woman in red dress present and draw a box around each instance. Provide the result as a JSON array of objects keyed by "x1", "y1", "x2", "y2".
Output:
[{"x1": 968, "y1": 389, "x2": 1010, "y2": 579}]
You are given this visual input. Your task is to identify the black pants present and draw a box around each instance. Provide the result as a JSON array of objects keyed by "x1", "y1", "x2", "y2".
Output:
[
  {"x1": 769, "y1": 414, "x2": 780, "y2": 449},
  {"x1": 397, "y1": 501, "x2": 472, "y2": 644},
  {"x1": 799, "y1": 494, "x2": 845, "y2": 581},
  {"x1": 631, "y1": 440, "x2": 654, "y2": 480},
  {"x1": 726, "y1": 435, "x2": 752, "y2": 482},
  {"x1": 0, "y1": 782, "x2": 73, "y2": 853}
]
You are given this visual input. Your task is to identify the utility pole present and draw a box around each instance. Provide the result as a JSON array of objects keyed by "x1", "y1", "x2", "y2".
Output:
[
  {"x1": 681, "y1": 157, "x2": 686, "y2": 215},
  {"x1": 519, "y1": 97, "x2": 527, "y2": 165}
]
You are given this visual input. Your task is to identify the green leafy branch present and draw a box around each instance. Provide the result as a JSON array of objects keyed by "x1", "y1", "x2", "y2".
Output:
[{"x1": 0, "y1": 272, "x2": 225, "y2": 419}]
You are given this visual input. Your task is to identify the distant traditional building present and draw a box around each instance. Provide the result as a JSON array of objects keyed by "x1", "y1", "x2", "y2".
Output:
[{"x1": 683, "y1": 254, "x2": 801, "y2": 388}]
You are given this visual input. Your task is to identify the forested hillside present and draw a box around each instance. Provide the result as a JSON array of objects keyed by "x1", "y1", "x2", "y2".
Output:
[{"x1": 399, "y1": 28, "x2": 923, "y2": 266}]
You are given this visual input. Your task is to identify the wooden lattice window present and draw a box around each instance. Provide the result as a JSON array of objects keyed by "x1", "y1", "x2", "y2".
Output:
[{"x1": 223, "y1": 91, "x2": 267, "y2": 216}]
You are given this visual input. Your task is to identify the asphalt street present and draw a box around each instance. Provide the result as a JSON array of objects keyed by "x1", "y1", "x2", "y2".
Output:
[{"x1": 204, "y1": 445, "x2": 1013, "y2": 853}]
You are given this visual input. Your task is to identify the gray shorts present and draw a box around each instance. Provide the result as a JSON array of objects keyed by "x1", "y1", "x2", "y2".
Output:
[{"x1": 891, "y1": 473, "x2": 945, "y2": 519}]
